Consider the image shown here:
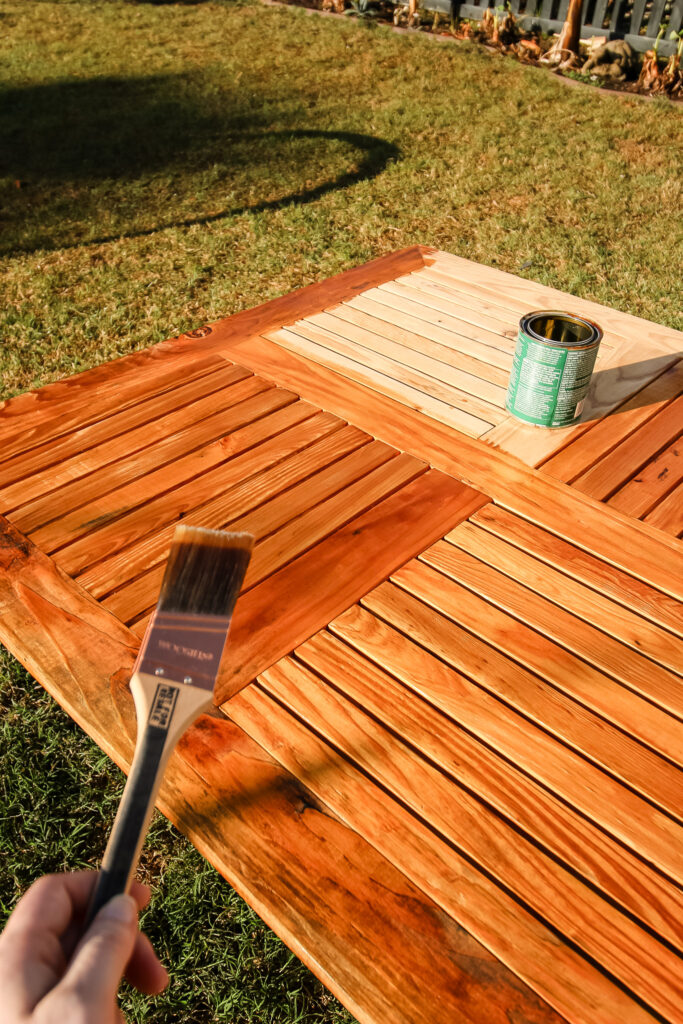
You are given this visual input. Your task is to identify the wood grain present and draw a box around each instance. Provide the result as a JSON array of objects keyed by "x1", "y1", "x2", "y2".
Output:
[
  {"x1": 17, "y1": 393, "x2": 310, "y2": 542},
  {"x1": 213, "y1": 471, "x2": 487, "y2": 703},
  {"x1": 253, "y1": 653, "x2": 683, "y2": 1021},
  {"x1": 418, "y1": 540, "x2": 683, "y2": 763},
  {"x1": 470, "y1": 503, "x2": 683, "y2": 637},
  {"x1": 446, "y1": 519, "x2": 683, "y2": 678},
  {"x1": 608, "y1": 436, "x2": 683, "y2": 519},
  {"x1": 229, "y1": 673, "x2": 657, "y2": 1024},
  {"x1": 225, "y1": 334, "x2": 683, "y2": 600},
  {"x1": 0, "y1": 516, "x2": 563, "y2": 1024},
  {"x1": 364, "y1": 577, "x2": 683, "y2": 847},
  {"x1": 271, "y1": 326, "x2": 498, "y2": 436},
  {"x1": 299, "y1": 625, "x2": 683, "y2": 950},
  {"x1": 98, "y1": 428, "x2": 385, "y2": 622},
  {"x1": 645, "y1": 478, "x2": 683, "y2": 536},
  {"x1": 320, "y1": 300, "x2": 513, "y2": 378},
  {"x1": 0, "y1": 362, "x2": 251, "y2": 499}
]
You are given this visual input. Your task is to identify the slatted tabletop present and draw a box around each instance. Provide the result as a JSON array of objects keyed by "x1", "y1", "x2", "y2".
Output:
[{"x1": 1, "y1": 246, "x2": 681, "y2": 1024}]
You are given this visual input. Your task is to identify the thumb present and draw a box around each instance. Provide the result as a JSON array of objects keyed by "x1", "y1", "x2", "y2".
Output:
[{"x1": 61, "y1": 894, "x2": 138, "y2": 1006}]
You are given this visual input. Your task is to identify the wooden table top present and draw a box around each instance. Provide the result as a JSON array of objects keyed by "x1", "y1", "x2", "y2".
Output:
[{"x1": 1, "y1": 246, "x2": 681, "y2": 1024}]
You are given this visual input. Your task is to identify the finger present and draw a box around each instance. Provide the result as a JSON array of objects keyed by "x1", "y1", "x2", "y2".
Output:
[
  {"x1": 58, "y1": 894, "x2": 138, "y2": 1007},
  {"x1": 124, "y1": 931, "x2": 169, "y2": 995},
  {"x1": 130, "y1": 879, "x2": 152, "y2": 912}
]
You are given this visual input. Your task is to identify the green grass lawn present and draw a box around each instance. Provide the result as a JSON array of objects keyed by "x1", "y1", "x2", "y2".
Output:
[{"x1": 0, "y1": 1, "x2": 681, "y2": 1021}]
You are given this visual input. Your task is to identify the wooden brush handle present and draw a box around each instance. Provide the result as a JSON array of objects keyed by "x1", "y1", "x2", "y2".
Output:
[{"x1": 86, "y1": 672, "x2": 210, "y2": 926}]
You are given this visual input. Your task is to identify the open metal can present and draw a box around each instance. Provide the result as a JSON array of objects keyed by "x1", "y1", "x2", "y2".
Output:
[{"x1": 505, "y1": 311, "x2": 603, "y2": 428}]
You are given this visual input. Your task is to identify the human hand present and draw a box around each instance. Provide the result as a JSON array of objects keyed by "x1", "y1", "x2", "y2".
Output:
[{"x1": 0, "y1": 871, "x2": 169, "y2": 1024}]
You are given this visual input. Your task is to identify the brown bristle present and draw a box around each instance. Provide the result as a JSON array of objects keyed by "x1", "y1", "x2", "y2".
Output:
[{"x1": 157, "y1": 526, "x2": 254, "y2": 617}]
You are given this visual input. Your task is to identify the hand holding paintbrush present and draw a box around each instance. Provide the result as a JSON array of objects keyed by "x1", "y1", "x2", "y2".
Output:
[{"x1": 87, "y1": 525, "x2": 253, "y2": 924}]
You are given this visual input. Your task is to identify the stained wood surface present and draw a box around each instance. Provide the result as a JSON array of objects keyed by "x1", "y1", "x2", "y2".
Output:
[
  {"x1": 2, "y1": 247, "x2": 682, "y2": 1024},
  {"x1": 0, "y1": 516, "x2": 564, "y2": 1024}
]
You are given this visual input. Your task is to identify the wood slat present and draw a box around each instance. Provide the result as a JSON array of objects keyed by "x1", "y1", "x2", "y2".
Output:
[
  {"x1": 286, "y1": 318, "x2": 506, "y2": 421},
  {"x1": 376, "y1": 278, "x2": 517, "y2": 345},
  {"x1": 645, "y1": 478, "x2": 683, "y2": 536},
  {"x1": 121, "y1": 446, "x2": 423, "y2": 633},
  {"x1": 373, "y1": 573, "x2": 683, "y2": 839},
  {"x1": 470, "y1": 503, "x2": 683, "y2": 638},
  {"x1": 422, "y1": 538, "x2": 683, "y2": 752},
  {"x1": 228, "y1": 334, "x2": 683, "y2": 601},
  {"x1": 570, "y1": 394, "x2": 683, "y2": 500},
  {"x1": 0, "y1": 361, "x2": 252, "y2": 502},
  {"x1": 14, "y1": 391, "x2": 309, "y2": 539},
  {"x1": 0, "y1": 350, "x2": 226, "y2": 463},
  {"x1": 63, "y1": 413, "x2": 354, "y2": 586},
  {"x1": 229, "y1": 675, "x2": 658, "y2": 1024},
  {"x1": 0, "y1": 516, "x2": 558, "y2": 1024},
  {"x1": 366, "y1": 280, "x2": 513, "y2": 335},
  {"x1": 322, "y1": 300, "x2": 513, "y2": 377},
  {"x1": 213, "y1": 471, "x2": 487, "y2": 703},
  {"x1": 253, "y1": 654, "x2": 683, "y2": 1021},
  {"x1": 270, "y1": 326, "x2": 497, "y2": 436},
  {"x1": 304, "y1": 309, "x2": 509, "y2": 405},
  {"x1": 98, "y1": 430, "x2": 391, "y2": 621},
  {"x1": 423, "y1": 252, "x2": 682, "y2": 352},
  {"x1": 447, "y1": 519, "x2": 683, "y2": 677},
  {"x1": 608, "y1": 435, "x2": 683, "y2": 519},
  {"x1": 322, "y1": 614, "x2": 683, "y2": 949},
  {"x1": 535, "y1": 359, "x2": 683, "y2": 481},
  {"x1": 345, "y1": 290, "x2": 516, "y2": 354}
]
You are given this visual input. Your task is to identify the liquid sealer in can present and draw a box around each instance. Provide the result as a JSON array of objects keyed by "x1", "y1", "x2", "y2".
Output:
[{"x1": 505, "y1": 311, "x2": 602, "y2": 428}]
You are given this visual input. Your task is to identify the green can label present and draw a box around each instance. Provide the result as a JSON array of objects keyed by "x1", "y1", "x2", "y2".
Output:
[{"x1": 506, "y1": 312, "x2": 601, "y2": 428}]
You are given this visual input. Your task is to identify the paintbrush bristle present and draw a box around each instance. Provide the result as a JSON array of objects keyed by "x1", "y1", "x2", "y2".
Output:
[{"x1": 157, "y1": 526, "x2": 254, "y2": 617}]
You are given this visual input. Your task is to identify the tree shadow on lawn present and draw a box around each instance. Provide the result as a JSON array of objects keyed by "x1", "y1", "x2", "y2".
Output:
[{"x1": 0, "y1": 73, "x2": 400, "y2": 254}]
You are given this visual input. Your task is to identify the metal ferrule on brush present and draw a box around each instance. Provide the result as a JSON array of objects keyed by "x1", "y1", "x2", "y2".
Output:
[{"x1": 137, "y1": 609, "x2": 234, "y2": 692}]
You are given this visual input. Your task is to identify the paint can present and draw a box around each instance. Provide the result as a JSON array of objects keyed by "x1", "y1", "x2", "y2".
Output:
[{"x1": 505, "y1": 311, "x2": 603, "y2": 428}]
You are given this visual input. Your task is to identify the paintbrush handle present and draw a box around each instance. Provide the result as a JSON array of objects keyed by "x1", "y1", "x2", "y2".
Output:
[{"x1": 86, "y1": 672, "x2": 211, "y2": 926}]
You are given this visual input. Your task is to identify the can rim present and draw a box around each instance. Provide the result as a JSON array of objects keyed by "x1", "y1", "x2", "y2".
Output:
[{"x1": 521, "y1": 310, "x2": 602, "y2": 348}]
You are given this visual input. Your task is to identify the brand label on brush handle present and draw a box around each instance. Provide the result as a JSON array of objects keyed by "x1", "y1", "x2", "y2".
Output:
[
  {"x1": 137, "y1": 612, "x2": 233, "y2": 689},
  {"x1": 148, "y1": 683, "x2": 179, "y2": 729}
]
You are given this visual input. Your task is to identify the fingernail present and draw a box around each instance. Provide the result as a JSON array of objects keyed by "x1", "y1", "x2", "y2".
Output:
[{"x1": 100, "y1": 893, "x2": 137, "y2": 924}]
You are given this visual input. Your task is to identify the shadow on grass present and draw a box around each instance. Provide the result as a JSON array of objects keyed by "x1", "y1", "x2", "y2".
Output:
[{"x1": 0, "y1": 74, "x2": 399, "y2": 254}]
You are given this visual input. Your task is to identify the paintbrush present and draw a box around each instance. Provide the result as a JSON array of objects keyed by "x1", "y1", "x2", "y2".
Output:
[{"x1": 86, "y1": 525, "x2": 253, "y2": 923}]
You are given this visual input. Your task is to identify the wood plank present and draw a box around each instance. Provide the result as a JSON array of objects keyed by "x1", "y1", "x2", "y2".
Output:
[
  {"x1": 470, "y1": 503, "x2": 683, "y2": 638},
  {"x1": 285, "y1": 318, "x2": 506, "y2": 421},
  {"x1": 321, "y1": 615, "x2": 683, "y2": 949},
  {"x1": 608, "y1": 436, "x2": 683, "y2": 519},
  {"x1": 370, "y1": 575, "x2": 682, "y2": 837},
  {"x1": 304, "y1": 309, "x2": 509, "y2": 405},
  {"x1": 119, "y1": 444, "x2": 421, "y2": 633},
  {"x1": 345, "y1": 291, "x2": 516, "y2": 355},
  {"x1": 421, "y1": 539, "x2": 683, "y2": 753},
  {"x1": 406, "y1": 266, "x2": 529, "y2": 321},
  {"x1": 213, "y1": 471, "x2": 488, "y2": 703},
  {"x1": 645, "y1": 479, "x2": 683, "y2": 536},
  {"x1": 360, "y1": 282, "x2": 513, "y2": 336},
  {"x1": 229, "y1": 675, "x2": 657, "y2": 1024},
  {"x1": 423, "y1": 251, "x2": 683, "y2": 353},
  {"x1": 254, "y1": 654, "x2": 683, "y2": 1021},
  {"x1": 96, "y1": 429, "x2": 387, "y2": 619},
  {"x1": 0, "y1": 246, "x2": 431, "y2": 462},
  {"x1": 0, "y1": 517, "x2": 557, "y2": 1024},
  {"x1": 0, "y1": 361, "x2": 252, "y2": 501},
  {"x1": 0, "y1": 350, "x2": 227, "y2": 464},
  {"x1": 447, "y1": 519, "x2": 683, "y2": 676},
  {"x1": 485, "y1": 348, "x2": 681, "y2": 467},
  {"x1": 381, "y1": 276, "x2": 519, "y2": 337},
  {"x1": 69, "y1": 412, "x2": 349, "y2": 593},
  {"x1": 225, "y1": 334, "x2": 683, "y2": 600},
  {"x1": 323, "y1": 301, "x2": 513, "y2": 378},
  {"x1": 13, "y1": 391, "x2": 308, "y2": 539},
  {"x1": 570, "y1": 394, "x2": 683, "y2": 500},
  {"x1": 537, "y1": 360, "x2": 683, "y2": 483},
  {"x1": 270, "y1": 326, "x2": 497, "y2": 436}
]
